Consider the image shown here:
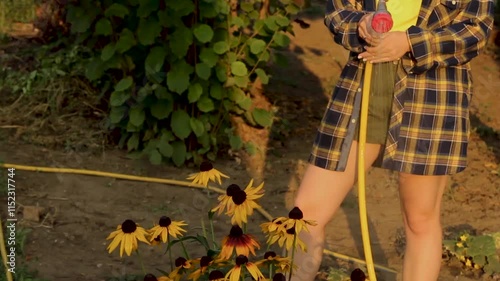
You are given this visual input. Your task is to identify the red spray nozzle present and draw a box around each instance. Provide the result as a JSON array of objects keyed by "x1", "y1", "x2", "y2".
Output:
[{"x1": 371, "y1": 0, "x2": 393, "y2": 33}]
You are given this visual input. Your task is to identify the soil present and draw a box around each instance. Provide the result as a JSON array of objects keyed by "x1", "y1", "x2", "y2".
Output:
[{"x1": 1, "y1": 4, "x2": 499, "y2": 281}]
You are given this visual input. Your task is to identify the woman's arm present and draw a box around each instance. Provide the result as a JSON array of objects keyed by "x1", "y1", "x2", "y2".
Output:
[
  {"x1": 407, "y1": 0, "x2": 495, "y2": 73},
  {"x1": 324, "y1": 0, "x2": 369, "y2": 52}
]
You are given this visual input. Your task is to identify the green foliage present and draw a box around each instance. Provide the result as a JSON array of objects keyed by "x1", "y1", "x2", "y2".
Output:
[
  {"x1": 443, "y1": 232, "x2": 500, "y2": 275},
  {"x1": 66, "y1": 0, "x2": 299, "y2": 166},
  {"x1": 0, "y1": 0, "x2": 35, "y2": 35}
]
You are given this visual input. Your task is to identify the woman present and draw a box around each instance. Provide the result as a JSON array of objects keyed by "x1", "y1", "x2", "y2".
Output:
[{"x1": 292, "y1": 0, "x2": 494, "y2": 280}]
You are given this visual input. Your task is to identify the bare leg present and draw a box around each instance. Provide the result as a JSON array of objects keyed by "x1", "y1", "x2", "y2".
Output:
[
  {"x1": 398, "y1": 173, "x2": 447, "y2": 281},
  {"x1": 291, "y1": 141, "x2": 382, "y2": 281}
]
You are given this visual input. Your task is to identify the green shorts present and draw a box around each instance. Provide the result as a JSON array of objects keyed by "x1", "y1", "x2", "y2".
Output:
[{"x1": 354, "y1": 61, "x2": 397, "y2": 145}]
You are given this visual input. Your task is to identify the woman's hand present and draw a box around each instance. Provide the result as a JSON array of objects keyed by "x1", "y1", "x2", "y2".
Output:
[
  {"x1": 358, "y1": 31, "x2": 411, "y2": 63},
  {"x1": 357, "y1": 13, "x2": 381, "y2": 47}
]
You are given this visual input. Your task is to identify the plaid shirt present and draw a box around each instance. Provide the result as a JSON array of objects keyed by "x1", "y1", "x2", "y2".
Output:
[{"x1": 310, "y1": 0, "x2": 495, "y2": 175}]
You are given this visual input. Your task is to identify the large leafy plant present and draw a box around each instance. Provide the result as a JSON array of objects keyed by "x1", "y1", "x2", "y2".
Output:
[{"x1": 66, "y1": 0, "x2": 299, "y2": 166}]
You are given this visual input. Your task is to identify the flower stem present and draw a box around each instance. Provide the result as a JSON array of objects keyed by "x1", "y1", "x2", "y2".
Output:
[
  {"x1": 168, "y1": 244, "x2": 174, "y2": 271},
  {"x1": 288, "y1": 231, "x2": 298, "y2": 281},
  {"x1": 180, "y1": 240, "x2": 190, "y2": 260},
  {"x1": 269, "y1": 263, "x2": 273, "y2": 280},
  {"x1": 209, "y1": 217, "x2": 217, "y2": 249},
  {"x1": 136, "y1": 249, "x2": 146, "y2": 275}
]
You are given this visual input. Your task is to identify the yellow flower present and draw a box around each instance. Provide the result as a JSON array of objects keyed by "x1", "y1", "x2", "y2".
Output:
[
  {"x1": 260, "y1": 217, "x2": 287, "y2": 235},
  {"x1": 148, "y1": 216, "x2": 187, "y2": 244},
  {"x1": 188, "y1": 255, "x2": 214, "y2": 281},
  {"x1": 106, "y1": 219, "x2": 150, "y2": 257},
  {"x1": 144, "y1": 273, "x2": 173, "y2": 281},
  {"x1": 211, "y1": 184, "x2": 240, "y2": 215},
  {"x1": 460, "y1": 234, "x2": 469, "y2": 242},
  {"x1": 187, "y1": 161, "x2": 229, "y2": 187},
  {"x1": 208, "y1": 270, "x2": 227, "y2": 281},
  {"x1": 465, "y1": 258, "x2": 472, "y2": 267},
  {"x1": 474, "y1": 263, "x2": 482, "y2": 270},
  {"x1": 268, "y1": 226, "x2": 306, "y2": 251},
  {"x1": 456, "y1": 242, "x2": 464, "y2": 248},
  {"x1": 169, "y1": 257, "x2": 193, "y2": 281},
  {"x1": 226, "y1": 179, "x2": 264, "y2": 227},
  {"x1": 226, "y1": 255, "x2": 265, "y2": 281},
  {"x1": 282, "y1": 207, "x2": 317, "y2": 234},
  {"x1": 255, "y1": 251, "x2": 292, "y2": 273},
  {"x1": 219, "y1": 225, "x2": 260, "y2": 260}
]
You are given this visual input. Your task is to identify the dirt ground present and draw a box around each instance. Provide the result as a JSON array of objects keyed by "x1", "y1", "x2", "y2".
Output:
[{"x1": 1, "y1": 7, "x2": 499, "y2": 281}]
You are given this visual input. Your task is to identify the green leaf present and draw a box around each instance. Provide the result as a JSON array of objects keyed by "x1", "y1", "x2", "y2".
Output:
[
  {"x1": 237, "y1": 96, "x2": 252, "y2": 110},
  {"x1": 231, "y1": 16, "x2": 245, "y2": 28},
  {"x1": 285, "y1": 3, "x2": 301, "y2": 15},
  {"x1": 127, "y1": 133, "x2": 140, "y2": 151},
  {"x1": 275, "y1": 15, "x2": 291, "y2": 27},
  {"x1": 234, "y1": 76, "x2": 249, "y2": 88},
  {"x1": 197, "y1": 96, "x2": 215, "y2": 112},
  {"x1": 105, "y1": 3, "x2": 129, "y2": 18},
  {"x1": 193, "y1": 24, "x2": 214, "y2": 43},
  {"x1": 95, "y1": 18, "x2": 113, "y2": 35},
  {"x1": 274, "y1": 32, "x2": 291, "y2": 47},
  {"x1": 229, "y1": 87, "x2": 246, "y2": 103},
  {"x1": 250, "y1": 39, "x2": 266, "y2": 54},
  {"x1": 129, "y1": 107, "x2": 145, "y2": 127},
  {"x1": 168, "y1": 1, "x2": 195, "y2": 16},
  {"x1": 149, "y1": 149, "x2": 162, "y2": 165},
  {"x1": 85, "y1": 58, "x2": 105, "y2": 81},
  {"x1": 190, "y1": 118, "x2": 205, "y2": 137},
  {"x1": 109, "y1": 106, "x2": 127, "y2": 123},
  {"x1": 116, "y1": 29, "x2": 136, "y2": 53},
  {"x1": 154, "y1": 86, "x2": 171, "y2": 99},
  {"x1": 171, "y1": 110, "x2": 192, "y2": 139},
  {"x1": 66, "y1": 6, "x2": 93, "y2": 33},
  {"x1": 150, "y1": 99, "x2": 173, "y2": 120},
  {"x1": 255, "y1": 68, "x2": 269, "y2": 84},
  {"x1": 195, "y1": 63, "x2": 211, "y2": 80},
  {"x1": 115, "y1": 77, "x2": 134, "y2": 91},
  {"x1": 167, "y1": 60, "x2": 194, "y2": 94},
  {"x1": 170, "y1": 25, "x2": 193, "y2": 58},
  {"x1": 229, "y1": 135, "x2": 243, "y2": 150},
  {"x1": 138, "y1": 0, "x2": 159, "y2": 17},
  {"x1": 245, "y1": 142, "x2": 257, "y2": 155},
  {"x1": 231, "y1": 61, "x2": 248, "y2": 76},
  {"x1": 199, "y1": 48, "x2": 219, "y2": 68},
  {"x1": 188, "y1": 83, "x2": 203, "y2": 103},
  {"x1": 110, "y1": 91, "x2": 130, "y2": 106},
  {"x1": 101, "y1": 43, "x2": 116, "y2": 61},
  {"x1": 213, "y1": 41, "x2": 229, "y2": 54},
  {"x1": 157, "y1": 141, "x2": 173, "y2": 157},
  {"x1": 252, "y1": 108, "x2": 273, "y2": 127},
  {"x1": 210, "y1": 83, "x2": 224, "y2": 100},
  {"x1": 171, "y1": 141, "x2": 187, "y2": 167},
  {"x1": 199, "y1": 1, "x2": 217, "y2": 18},
  {"x1": 240, "y1": 2, "x2": 254, "y2": 12},
  {"x1": 137, "y1": 18, "x2": 161, "y2": 45},
  {"x1": 145, "y1": 47, "x2": 167, "y2": 74},
  {"x1": 264, "y1": 16, "x2": 279, "y2": 31},
  {"x1": 215, "y1": 65, "x2": 227, "y2": 82}
]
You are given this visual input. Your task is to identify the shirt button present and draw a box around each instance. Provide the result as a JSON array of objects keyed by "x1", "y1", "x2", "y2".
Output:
[
  {"x1": 351, "y1": 119, "x2": 356, "y2": 123},
  {"x1": 357, "y1": 88, "x2": 361, "y2": 92},
  {"x1": 451, "y1": 0, "x2": 456, "y2": 4}
]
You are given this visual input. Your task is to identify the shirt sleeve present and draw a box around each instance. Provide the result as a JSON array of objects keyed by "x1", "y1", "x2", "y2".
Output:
[
  {"x1": 324, "y1": 0, "x2": 369, "y2": 53},
  {"x1": 406, "y1": 0, "x2": 494, "y2": 74}
]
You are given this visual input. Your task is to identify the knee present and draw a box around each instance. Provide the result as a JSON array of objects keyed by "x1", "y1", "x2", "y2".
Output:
[{"x1": 403, "y1": 210, "x2": 441, "y2": 236}]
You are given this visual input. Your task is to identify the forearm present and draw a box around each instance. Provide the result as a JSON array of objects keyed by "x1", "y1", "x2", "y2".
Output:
[{"x1": 324, "y1": 0, "x2": 368, "y2": 52}]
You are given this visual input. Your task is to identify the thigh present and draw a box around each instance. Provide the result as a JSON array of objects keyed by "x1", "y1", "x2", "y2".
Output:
[
  {"x1": 398, "y1": 173, "x2": 448, "y2": 217},
  {"x1": 295, "y1": 141, "x2": 381, "y2": 226}
]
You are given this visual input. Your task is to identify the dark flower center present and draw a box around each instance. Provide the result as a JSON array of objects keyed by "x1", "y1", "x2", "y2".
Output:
[
  {"x1": 229, "y1": 225, "x2": 244, "y2": 237},
  {"x1": 288, "y1": 207, "x2": 304, "y2": 220},
  {"x1": 226, "y1": 184, "x2": 241, "y2": 196},
  {"x1": 209, "y1": 270, "x2": 224, "y2": 280},
  {"x1": 231, "y1": 189, "x2": 247, "y2": 205},
  {"x1": 159, "y1": 216, "x2": 172, "y2": 227},
  {"x1": 121, "y1": 219, "x2": 137, "y2": 233},
  {"x1": 200, "y1": 161, "x2": 213, "y2": 172},
  {"x1": 154, "y1": 235, "x2": 161, "y2": 242},
  {"x1": 235, "y1": 255, "x2": 248, "y2": 266},
  {"x1": 350, "y1": 268, "x2": 366, "y2": 281},
  {"x1": 144, "y1": 273, "x2": 158, "y2": 281},
  {"x1": 200, "y1": 255, "x2": 213, "y2": 267},
  {"x1": 286, "y1": 227, "x2": 295, "y2": 235},
  {"x1": 273, "y1": 273, "x2": 286, "y2": 281},
  {"x1": 175, "y1": 257, "x2": 187, "y2": 267},
  {"x1": 264, "y1": 251, "x2": 277, "y2": 259}
]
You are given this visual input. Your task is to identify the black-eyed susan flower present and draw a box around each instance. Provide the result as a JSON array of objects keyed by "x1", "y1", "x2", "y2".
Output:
[
  {"x1": 219, "y1": 225, "x2": 260, "y2": 260},
  {"x1": 211, "y1": 184, "x2": 241, "y2": 215},
  {"x1": 268, "y1": 227, "x2": 306, "y2": 252},
  {"x1": 169, "y1": 257, "x2": 193, "y2": 281},
  {"x1": 148, "y1": 216, "x2": 187, "y2": 244},
  {"x1": 226, "y1": 255, "x2": 265, "y2": 281},
  {"x1": 144, "y1": 273, "x2": 173, "y2": 281},
  {"x1": 187, "y1": 161, "x2": 229, "y2": 187},
  {"x1": 282, "y1": 207, "x2": 317, "y2": 234},
  {"x1": 255, "y1": 251, "x2": 292, "y2": 273},
  {"x1": 188, "y1": 255, "x2": 214, "y2": 281},
  {"x1": 260, "y1": 217, "x2": 287, "y2": 236},
  {"x1": 106, "y1": 219, "x2": 150, "y2": 257},
  {"x1": 208, "y1": 270, "x2": 227, "y2": 281},
  {"x1": 350, "y1": 268, "x2": 367, "y2": 281},
  {"x1": 226, "y1": 179, "x2": 264, "y2": 227},
  {"x1": 273, "y1": 273, "x2": 286, "y2": 281}
]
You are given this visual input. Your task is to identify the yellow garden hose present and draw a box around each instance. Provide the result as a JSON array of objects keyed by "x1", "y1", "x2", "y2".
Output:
[
  {"x1": 0, "y1": 162, "x2": 396, "y2": 275},
  {"x1": 358, "y1": 61, "x2": 377, "y2": 280},
  {"x1": 0, "y1": 218, "x2": 13, "y2": 281}
]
